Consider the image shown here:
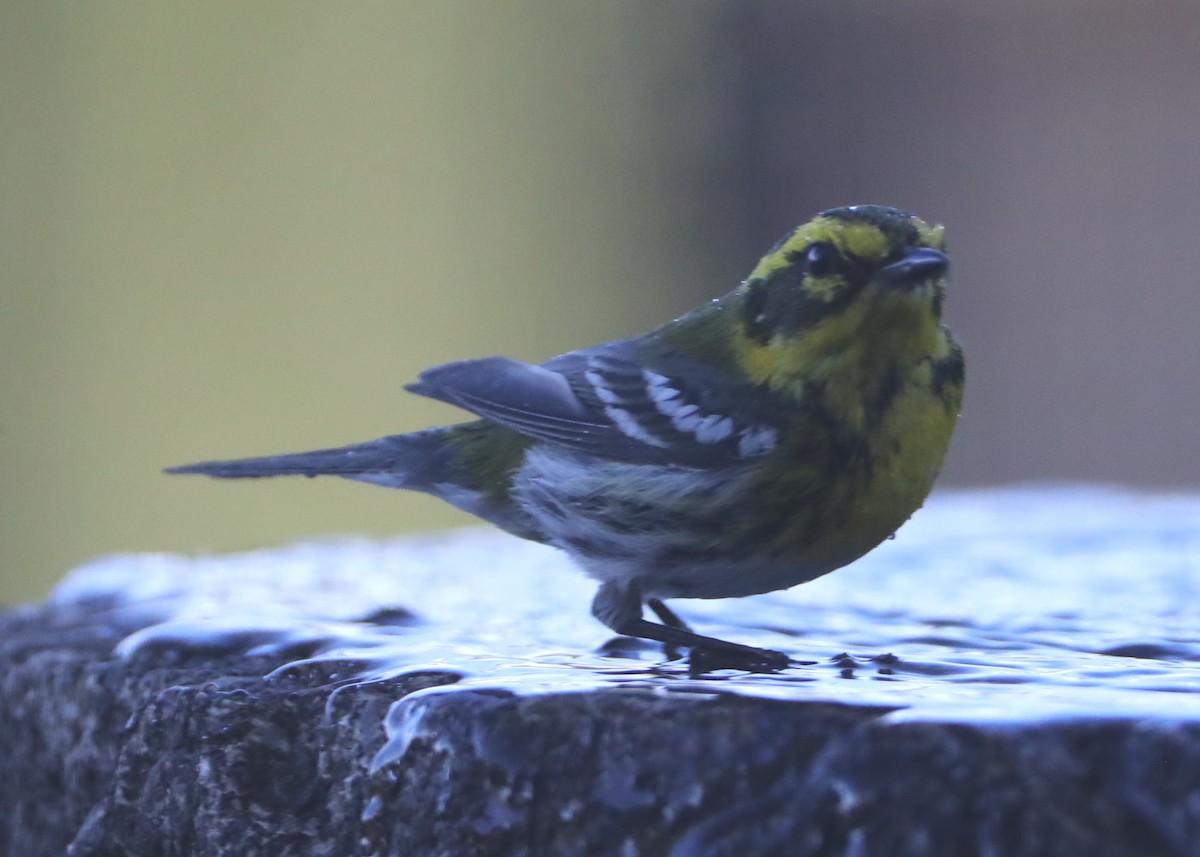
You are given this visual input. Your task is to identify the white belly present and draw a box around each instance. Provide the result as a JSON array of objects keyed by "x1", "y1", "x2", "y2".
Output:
[{"x1": 511, "y1": 447, "x2": 833, "y2": 600}]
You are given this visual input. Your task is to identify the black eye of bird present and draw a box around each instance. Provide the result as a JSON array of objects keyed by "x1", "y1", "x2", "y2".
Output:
[{"x1": 805, "y1": 242, "x2": 839, "y2": 278}]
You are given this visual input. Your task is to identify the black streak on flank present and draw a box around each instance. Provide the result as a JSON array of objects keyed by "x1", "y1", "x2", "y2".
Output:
[
  {"x1": 869, "y1": 364, "x2": 903, "y2": 424},
  {"x1": 930, "y1": 345, "x2": 965, "y2": 400},
  {"x1": 801, "y1": 381, "x2": 873, "y2": 481}
]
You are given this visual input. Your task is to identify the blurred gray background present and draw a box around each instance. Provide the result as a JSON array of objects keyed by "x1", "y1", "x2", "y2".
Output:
[{"x1": 4, "y1": 2, "x2": 1199, "y2": 604}]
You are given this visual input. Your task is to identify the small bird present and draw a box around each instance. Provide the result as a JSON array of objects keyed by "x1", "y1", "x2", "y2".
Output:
[{"x1": 168, "y1": 205, "x2": 963, "y2": 672}]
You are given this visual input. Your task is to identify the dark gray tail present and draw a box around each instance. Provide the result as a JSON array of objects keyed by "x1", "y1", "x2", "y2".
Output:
[{"x1": 165, "y1": 429, "x2": 454, "y2": 489}]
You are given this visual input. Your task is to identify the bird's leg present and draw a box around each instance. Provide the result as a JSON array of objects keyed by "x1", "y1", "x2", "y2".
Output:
[
  {"x1": 646, "y1": 598, "x2": 690, "y2": 660},
  {"x1": 592, "y1": 583, "x2": 791, "y2": 673},
  {"x1": 647, "y1": 598, "x2": 693, "y2": 633}
]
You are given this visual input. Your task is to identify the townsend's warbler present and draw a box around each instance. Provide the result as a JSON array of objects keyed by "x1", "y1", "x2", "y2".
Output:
[{"x1": 168, "y1": 205, "x2": 963, "y2": 672}]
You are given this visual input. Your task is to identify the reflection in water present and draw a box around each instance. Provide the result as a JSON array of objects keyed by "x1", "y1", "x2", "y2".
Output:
[{"x1": 54, "y1": 486, "x2": 1200, "y2": 751}]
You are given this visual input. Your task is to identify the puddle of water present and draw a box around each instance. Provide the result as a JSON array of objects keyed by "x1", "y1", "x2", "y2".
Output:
[{"x1": 52, "y1": 484, "x2": 1200, "y2": 747}]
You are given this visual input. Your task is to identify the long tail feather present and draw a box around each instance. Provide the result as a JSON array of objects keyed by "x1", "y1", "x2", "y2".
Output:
[{"x1": 164, "y1": 430, "x2": 451, "y2": 485}]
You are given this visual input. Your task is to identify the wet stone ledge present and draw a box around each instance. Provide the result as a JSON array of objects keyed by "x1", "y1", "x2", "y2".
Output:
[{"x1": 3, "y1": 486, "x2": 1200, "y2": 856}]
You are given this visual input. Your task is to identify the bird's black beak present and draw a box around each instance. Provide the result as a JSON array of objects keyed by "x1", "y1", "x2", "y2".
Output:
[{"x1": 878, "y1": 247, "x2": 949, "y2": 287}]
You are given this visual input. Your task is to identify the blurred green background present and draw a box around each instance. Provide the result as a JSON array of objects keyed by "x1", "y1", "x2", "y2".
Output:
[{"x1": 4, "y1": 2, "x2": 1199, "y2": 604}]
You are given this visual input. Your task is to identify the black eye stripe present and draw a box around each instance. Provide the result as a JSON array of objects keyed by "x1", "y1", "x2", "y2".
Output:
[{"x1": 741, "y1": 278, "x2": 771, "y2": 344}]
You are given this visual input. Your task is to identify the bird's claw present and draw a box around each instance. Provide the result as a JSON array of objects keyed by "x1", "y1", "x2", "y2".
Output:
[{"x1": 685, "y1": 644, "x2": 793, "y2": 676}]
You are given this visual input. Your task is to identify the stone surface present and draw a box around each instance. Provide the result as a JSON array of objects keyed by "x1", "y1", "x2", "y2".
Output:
[{"x1": 3, "y1": 487, "x2": 1200, "y2": 855}]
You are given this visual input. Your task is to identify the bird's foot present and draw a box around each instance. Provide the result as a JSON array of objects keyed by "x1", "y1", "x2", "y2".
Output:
[
  {"x1": 615, "y1": 617, "x2": 793, "y2": 674},
  {"x1": 685, "y1": 643, "x2": 792, "y2": 676},
  {"x1": 592, "y1": 585, "x2": 794, "y2": 675}
]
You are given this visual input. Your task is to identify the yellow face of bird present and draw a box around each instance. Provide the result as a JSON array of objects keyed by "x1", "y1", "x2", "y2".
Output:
[{"x1": 733, "y1": 205, "x2": 950, "y2": 388}]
